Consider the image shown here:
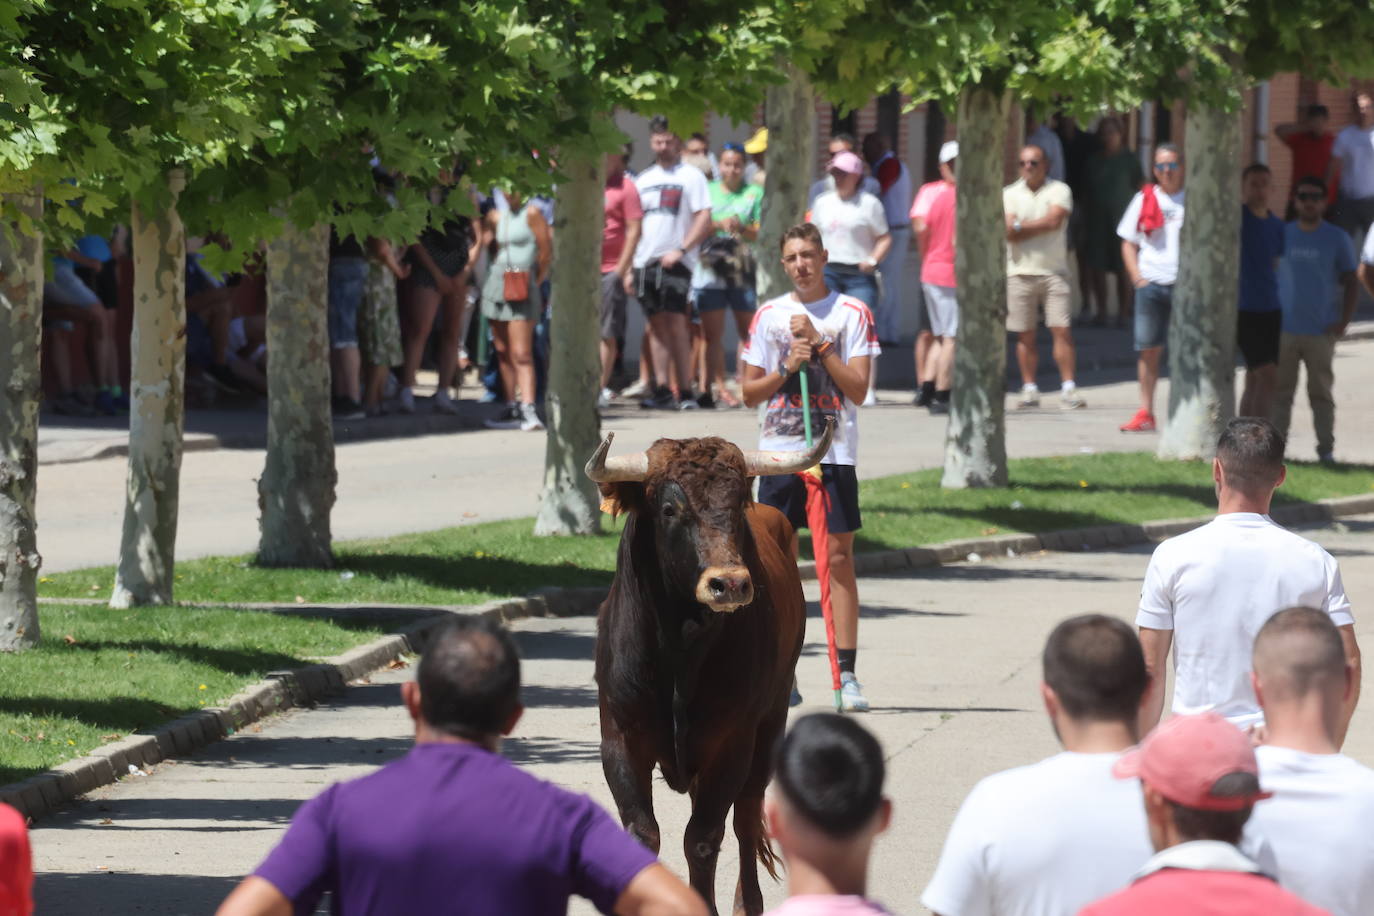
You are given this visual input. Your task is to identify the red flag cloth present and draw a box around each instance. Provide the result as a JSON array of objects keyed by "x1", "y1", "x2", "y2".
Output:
[
  {"x1": 0, "y1": 803, "x2": 33, "y2": 916},
  {"x1": 1137, "y1": 183, "x2": 1164, "y2": 234},
  {"x1": 800, "y1": 469, "x2": 842, "y2": 696}
]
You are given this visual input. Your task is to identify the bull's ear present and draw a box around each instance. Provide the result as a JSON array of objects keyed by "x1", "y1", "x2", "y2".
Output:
[{"x1": 599, "y1": 482, "x2": 644, "y2": 517}]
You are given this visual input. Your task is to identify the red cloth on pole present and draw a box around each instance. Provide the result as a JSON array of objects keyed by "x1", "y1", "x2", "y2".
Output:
[{"x1": 800, "y1": 469, "x2": 842, "y2": 696}]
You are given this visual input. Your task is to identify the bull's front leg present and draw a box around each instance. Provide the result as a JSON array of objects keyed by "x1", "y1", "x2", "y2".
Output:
[{"x1": 600, "y1": 720, "x2": 662, "y2": 853}]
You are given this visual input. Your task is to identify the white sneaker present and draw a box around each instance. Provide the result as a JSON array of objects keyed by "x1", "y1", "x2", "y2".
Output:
[
  {"x1": 620, "y1": 379, "x2": 650, "y2": 399},
  {"x1": 597, "y1": 388, "x2": 613, "y2": 409},
  {"x1": 1059, "y1": 389, "x2": 1085, "y2": 410},
  {"x1": 839, "y1": 672, "x2": 870, "y2": 712},
  {"x1": 1018, "y1": 385, "x2": 1040, "y2": 409},
  {"x1": 519, "y1": 403, "x2": 544, "y2": 431},
  {"x1": 398, "y1": 387, "x2": 416, "y2": 414},
  {"x1": 432, "y1": 388, "x2": 459, "y2": 415}
]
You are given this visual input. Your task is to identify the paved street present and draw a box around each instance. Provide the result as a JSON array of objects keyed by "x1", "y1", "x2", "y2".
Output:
[
  {"x1": 34, "y1": 332, "x2": 1374, "y2": 573},
  {"x1": 28, "y1": 516, "x2": 1374, "y2": 915}
]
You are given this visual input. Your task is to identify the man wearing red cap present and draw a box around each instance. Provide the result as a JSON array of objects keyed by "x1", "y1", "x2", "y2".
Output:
[{"x1": 1080, "y1": 712, "x2": 1328, "y2": 915}]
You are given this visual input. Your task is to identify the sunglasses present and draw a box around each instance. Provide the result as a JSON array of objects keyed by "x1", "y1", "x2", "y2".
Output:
[
  {"x1": 1154, "y1": 162, "x2": 1180, "y2": 171},
  {"x1": 722, "y1": 142, "x2": 745, "y2": 154},
  {"x1": 1019, "y1": 159, "x2": 1042, "y2": 167},
  {"x1": 1295, "y1": 192, "x2": 1325, "y2": 202}
]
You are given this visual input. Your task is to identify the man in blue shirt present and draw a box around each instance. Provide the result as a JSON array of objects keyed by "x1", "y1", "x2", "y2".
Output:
[
  {"x1": 1275, "y1": 175, "x2": 1358, "y2": 464},
  {"x1": 1236, "y1": 164, "x2": 1285, "y2": 418}
]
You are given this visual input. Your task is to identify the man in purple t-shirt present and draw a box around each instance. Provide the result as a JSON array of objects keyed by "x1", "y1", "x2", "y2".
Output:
[{"x1": 217, "y1": 617, "x2": 704, "y2": 916}]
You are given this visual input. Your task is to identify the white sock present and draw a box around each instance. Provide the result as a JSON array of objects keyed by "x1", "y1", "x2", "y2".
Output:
[
  {"x1": 1062, "y1": 380, "x2": 1076, "y2": 393},
  {"x1": 1022, "y1": 383, "x2": 1039, "y2": 393}
]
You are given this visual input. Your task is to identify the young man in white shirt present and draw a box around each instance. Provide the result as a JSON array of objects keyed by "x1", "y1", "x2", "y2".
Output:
[
  {"x1": 1328, "y1": 91, "x2": 1374, "y2": 243},
  {"x1": 1004, "y1": 144, "x2": 1082, "y2": 411},
  {"x1": 1245, "y1": 607, "x2": 1374, "y2": 916},
  {"x1": 921, "y1": 615, "x2": 1153, "y2": 916},
  {"x1": 742, "y1": 223, "x2": 880, "y2": 710},
  {"x1": 1137, "y1": 416, "x2": 1360, "y2": 736},
  {"x1": 629, "y1": 115, "x2": 713, "y2": 411},
  {"x1": 1116, "y1": 143, "x2": 1186, "y2": 433}
]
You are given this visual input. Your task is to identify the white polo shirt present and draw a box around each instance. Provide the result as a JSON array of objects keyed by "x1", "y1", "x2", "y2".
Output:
[
  {"x1": 1244, "y1": 746, "x2": 1374, "y2": 916},
  {"x1": 1333, "y1": 124, "x2": 1374, "y2": 200},
  {"x1": 1137, "y1": 513, "x2": 1354, "y2": 729},
  {"x1": 921, "y1": 752, "x2": 1151, "y2": 916}
]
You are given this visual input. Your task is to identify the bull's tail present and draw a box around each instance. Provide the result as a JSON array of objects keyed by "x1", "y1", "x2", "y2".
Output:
[{"x1": 757, "y1": 811, "x2": 782, "y2": 880}]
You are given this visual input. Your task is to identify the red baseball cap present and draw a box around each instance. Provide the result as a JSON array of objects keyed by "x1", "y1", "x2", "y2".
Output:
[
  {"x1": 827, "y1": 151, "x2": 864, "y2": 175},
  {"x1": 1113, "y1": 712, "x2": 1273, "y2": 811}
]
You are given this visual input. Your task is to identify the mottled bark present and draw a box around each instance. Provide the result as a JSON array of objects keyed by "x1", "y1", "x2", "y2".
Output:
[
  {"x1": 258, "y1": 222, "x2": 335, "y2": 567},
  {"x1": 757, "y1": 63, "x2": 816, "y2": 303},
  {"x1": 0, "y1": 193, "x2": 44, "y2": 649},
  {"x1": 1157, "y1": 105, "x2": 1242, "y2": 460},
  {"x1": 112, "y1": 172, "x2": 187, "y2": 608},
  {"x1": 536, "y1": 154, "x2": 605, "y2": 536},
  {"x1": 943, "y1": 87, "x2": 1010, "y2": 489}
]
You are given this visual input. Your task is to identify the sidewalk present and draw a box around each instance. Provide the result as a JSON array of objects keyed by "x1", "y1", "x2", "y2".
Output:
[
  {"x1": 28, "y1": 515, "x2": 1374, "y2": 915},
  {"x1": 33, "y1": 333, "x2": 1374, "y2": 574}
]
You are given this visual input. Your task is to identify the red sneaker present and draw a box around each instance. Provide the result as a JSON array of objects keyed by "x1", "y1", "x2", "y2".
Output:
[{"x1": 1119, "y1": 409, "x2": 1156, "y2": 432}]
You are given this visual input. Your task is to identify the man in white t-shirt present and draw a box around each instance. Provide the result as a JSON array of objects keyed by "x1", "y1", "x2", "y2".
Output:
[
  {"x1": 1328, "y1": 91, "x2": 1374, "y2": 243},
  {"x1": 1244, "y1": 607, "x2": 1372, "y2": 916},
  {"x1": 630, "y1": 115, "x2": 713, "y2": 411},
  {"x1": 922, "y1": 615, "x2": 1152, "y2": 916},
  {"x1": 1003, "y1": 144, "x2": 1082, "y2": 411},
  {"x1": 1137, "y1": 417, "x2": 1360, "y2": 737},
  {"x1": 742, "y1": 222, "x2": 880, "y2": 710},
  {"x1": 1116, "y1": 143, "x2": 1186, "y2": 433}
]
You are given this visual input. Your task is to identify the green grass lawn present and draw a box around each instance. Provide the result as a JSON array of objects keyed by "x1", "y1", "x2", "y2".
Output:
[
  {"x1": 37, "y1": 452, "x2": 1373, "y2": 609},
  {"x1": 0, "y1": 604, "x2": 388, "y2": 785}
]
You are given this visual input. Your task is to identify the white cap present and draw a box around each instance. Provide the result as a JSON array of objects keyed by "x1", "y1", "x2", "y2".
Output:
[{"x1": 939, "y1": 141, "x2": 959, "y2": 164}]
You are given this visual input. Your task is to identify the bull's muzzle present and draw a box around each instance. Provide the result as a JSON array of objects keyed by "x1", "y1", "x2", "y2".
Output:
[{"x1": 696, "y1": 566, "x2": 754, "y2": 613}]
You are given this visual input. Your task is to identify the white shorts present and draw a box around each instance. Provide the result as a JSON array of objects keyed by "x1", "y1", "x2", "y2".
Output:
[{"x1": 921, "y1": 282, "x2": 959, "y2": 338}]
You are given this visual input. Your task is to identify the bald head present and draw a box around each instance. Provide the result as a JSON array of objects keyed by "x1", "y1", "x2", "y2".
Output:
[{"x1": 1253, "y1": 607, "x2": 1346, "y2": 705}]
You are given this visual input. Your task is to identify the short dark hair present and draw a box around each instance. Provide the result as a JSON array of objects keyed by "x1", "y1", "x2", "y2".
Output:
[
  {"x1": 1296, "y1": 174, "x2": 1328, "y2": 197},
  {"x1": 1216, "y1": 417, "x2": 1284, "y2": 492},
  {"x1": 1306, "y1": 104, "x2": 1329, "y2": 120},
  {"x1": 1242, "y1": 162, "x2": 1270, "y2": 179},
  {"x1": 1168, "y1": 772, "x2": 1259, "y2": 844},
  {"x1": 1254, "y1": 606, "x2": 1347, "y2": 701},
  {"x1": 831, "y1": 132, "x2": 857, "y2": 148},
  {"x1": 649, "y1": 115, "x2": 671, "y2": 135},
  {"x1": 774, "y1": 714, "x2": 885, "y2": 838},
  {"x1": 780, "y1": 222, "x2": 824, "y2": 254},
  {"x1": 1042, "y1": 615, "x2": 1148, "y2": 724},
  {"x1": 417, "y1": 616, "x2": 521, "y2": 741},
  {"x1": 688, "y1": 132, "x2": 708, "y2": 144}
]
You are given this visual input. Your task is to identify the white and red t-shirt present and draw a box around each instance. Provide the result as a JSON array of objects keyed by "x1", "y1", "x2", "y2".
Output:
[
  {"x1": 742, "y1": 290, "x2": 880, "y2": 466},
  {"x1": 911, "y1": 180, "x2": 957, "y2": 287},
  {"x1": 601, "y1": 172, "x2": 643, "y2": 273}
]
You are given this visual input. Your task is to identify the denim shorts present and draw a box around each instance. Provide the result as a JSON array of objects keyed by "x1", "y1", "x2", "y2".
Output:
[
  {"x1": 328, "y1": 257, "x2": 369, "y2": 349},
  {"x1": 1134, "y1": 282, "x2": 1173, "y2": 351},
  {"x1": 694, "y1": 286, "x2": 756, "y2": 313},
  {"x1": 823, "y1": 264, "x2": 878, "y2": 309}
]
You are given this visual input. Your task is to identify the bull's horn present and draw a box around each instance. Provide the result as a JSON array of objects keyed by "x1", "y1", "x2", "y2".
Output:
[
  {"x1": 585, "y1": 432, "x2": 650, "y2": 483},
  {"x1": 742, "y1": 417, "x2": 835, "y2": 477}
]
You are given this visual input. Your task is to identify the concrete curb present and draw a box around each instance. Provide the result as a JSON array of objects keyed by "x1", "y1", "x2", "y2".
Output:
[
  {"x1": 0, "y1": 588, "x2": 606, "y2": 821},
  {"x1": 798, "y1": 492, "x2": 1374, "y2": 580},
  {"x1": 13, "y1": 496, "x2": 1371, "y2": 820}
]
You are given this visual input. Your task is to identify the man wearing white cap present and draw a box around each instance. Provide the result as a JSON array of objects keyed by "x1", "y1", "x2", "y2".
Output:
[
  {"x1": 1081, "y1": 712, "x2": 1327, "y2": 915},
  {"x1": 910, "y1": 141, "x2": 959, "y2": 414},
  {"x1": 810, "y1": 150, "x2": 889, "y2": 404}
]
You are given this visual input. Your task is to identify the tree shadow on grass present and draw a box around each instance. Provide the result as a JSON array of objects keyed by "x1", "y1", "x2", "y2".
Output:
[
  {"x1": 340, "y1": 552, "x2": 614, "y2": 599},
  {"x1": 53, "y1": 639, "x2": 307, "y2": 676}
]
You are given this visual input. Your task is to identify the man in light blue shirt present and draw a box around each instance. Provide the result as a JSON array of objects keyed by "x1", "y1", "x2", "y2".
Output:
[{"x1": 1275, "y1": 175, "x2": 1358, "y2": 463}]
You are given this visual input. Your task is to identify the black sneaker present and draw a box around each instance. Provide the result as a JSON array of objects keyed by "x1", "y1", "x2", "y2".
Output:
[
  {"x1": 639, "y1": 386, "x2": 675, "y2": 410},
  {"x1": 928, "y1": 399, "x2": 950, "y2": 416},
  {"x1": 695, "y1": 392, "x2": 716, "y2": 410},
  {"x1": 914, "y1": 385, "x2": 935, "y2": 408},
  {"x1": 332, "y1": 397, "x2": 365, "y2": 420},
  {"x1": 205, "y1": 363, "x2": 243, "y2": 394},
  {"x1": 484, "y1": 403, "x2": 523, "y2": 429}
]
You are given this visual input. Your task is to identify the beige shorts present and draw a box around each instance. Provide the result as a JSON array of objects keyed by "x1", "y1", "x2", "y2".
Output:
[{"x1": 1007, "y1": 274, "x2": 1071, "y2": 332}]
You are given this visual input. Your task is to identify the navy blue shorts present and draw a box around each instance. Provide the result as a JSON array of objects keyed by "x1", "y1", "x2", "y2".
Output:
[{"x1": 757, "y1": 463, "x2": 862, "y2": 534}]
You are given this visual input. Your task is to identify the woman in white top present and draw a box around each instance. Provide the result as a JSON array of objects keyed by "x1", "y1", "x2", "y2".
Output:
[{"x1": 810, "y1": 150, "x2": 889, "y2": 403}]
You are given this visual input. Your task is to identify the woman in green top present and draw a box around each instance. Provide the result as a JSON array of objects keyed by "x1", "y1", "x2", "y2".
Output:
[
  {"x1": 693, "y1": 143, "x2": 763, "y2": 408},
  {"x1": 1083, "y1": 116, "x2": 1144, "y2": 327},
  {"x1": 481, "y1": 190, "x2": 552, "y2": 431}
]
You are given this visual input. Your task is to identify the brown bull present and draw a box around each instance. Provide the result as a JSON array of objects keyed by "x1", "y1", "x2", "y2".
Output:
[{"x1": 586, "y1": 421, "x2": 833, "y2": 916}]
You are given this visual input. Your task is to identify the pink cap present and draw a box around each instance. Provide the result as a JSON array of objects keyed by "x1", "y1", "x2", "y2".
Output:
[
  {"x1": 827, "y1": 151, "x2": 864, "y2": 175},
  {"x1": 1113, "y1": 712, "x2": 1273, "y2": 811}
]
